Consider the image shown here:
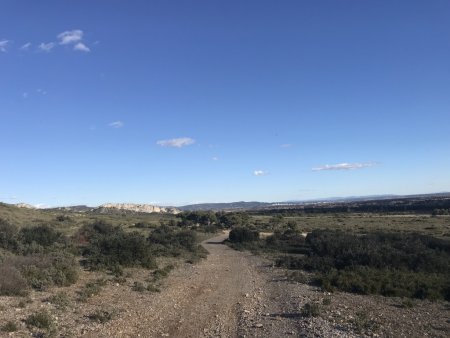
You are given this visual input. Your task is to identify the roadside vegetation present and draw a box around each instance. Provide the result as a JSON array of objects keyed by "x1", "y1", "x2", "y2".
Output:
[
  {"x1": 225, "y1": 212, "x2": 450, "y2": 301},
  {"x1": 0, "y1": 203, "x2": 219, "y2": 336}
]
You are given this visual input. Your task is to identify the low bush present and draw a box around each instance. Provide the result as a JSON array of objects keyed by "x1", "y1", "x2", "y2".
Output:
[
  {"x1": 56, "y1": 215, "x2": 71, "y2": 222},
  {"x1": 25, "y1": 310, "x2": 53, "y2": 330},
  {"x1": 146, "y1": 283, "x2": 161, "y2": 292},
  {"x1": 48, "y1": 291, "x2": 70, "y2": 309},
  {"x1": 148, "y1": 226, "x2": 198, "y2": 253},
  {"x1": 80, "y1": 222, "x2": 206, "y2": 269},
  {"x1": 2, "y1": 321, "x2": 18, "y2": 332},
  {"x1": 77, "y1": 279, "x2": 106, "y2": 302},
  {"x1": 151, "y1": 264, "x2": 174, "y2": 282},
  {"x1": 322, "y1": 296, "x2": 332, "y2": 306},
  {"x1": 80, "y1": 222, "x2": 156, "y2": 269},
  {"x1": 229, "y1": 227, "x2": 259, "y2": 243},
  {"x1": 0, "y1": 263, "x2": 28, "y2": 296},
  {"x1": 0, "y1": 219, "x2": 18, "y2": 251},
  {"x1": 316, "y1": 267, "x2": 449, "y2": 300},
  {"x1": 275, "y1": 229, "x2": 450, "y2": 301},
  {"x1": 353, "y1": 311, "x2": 379, "y2": 334},
  {"x1": 134, "y1": 222, "x2": 151, "y2": 228},
  {"x1": 12, "y1": 252, "x2": 78, "y2": 290},
  {"x1": 301, "y1": 302, "x2": 321, "y2": 317},
  {"x1": 20, "y1": 225, "x2": 62, "y2": 247},
  {"x1": 87, "y1": 309, "x2": 115, "y2": 323},
  {"x1": 132, "y1": 281, "x2": 146, "y2": 292}
]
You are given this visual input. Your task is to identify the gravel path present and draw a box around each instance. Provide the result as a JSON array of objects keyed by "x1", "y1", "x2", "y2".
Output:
[
  {"x1": 82, "y1": 232, "x2": 449, "y2": 338},
  {"x1": 91, "y1": 232, "x2": 304, "y2": 337}
]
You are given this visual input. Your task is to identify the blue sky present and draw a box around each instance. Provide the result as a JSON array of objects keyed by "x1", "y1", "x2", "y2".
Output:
[{"x1": 1, "y1": 0, "x2": 449, "y2": 207}]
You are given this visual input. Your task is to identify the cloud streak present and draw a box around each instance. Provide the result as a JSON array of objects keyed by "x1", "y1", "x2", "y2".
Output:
[
  {"x1": 253, "y1": 170, "x2": 269, "y2": 176},
  {"x1": 108, "y1": 121, "x2": 124, "y2": 128},
  {"x1": 73, "y1": 42, "x2": 90, "y2": 52},
  {"x1": 157, "y1": 137, "x2": 195, "y2": 148},
  {"x1": 312, "y1": 162, "x2": 378, "y2": 171},
  {"x1": 20, "y1": 42, "x2": 31, "y2": 50},
  {"x1": 38, "y1": 42, "x2": 55, "y2": 52},
  {"x1": 58, "y1": 30, "x2": 83, "y2": 45},
  {"x1": 0, "y1": 40, "x2": 9, "y2": 52}
]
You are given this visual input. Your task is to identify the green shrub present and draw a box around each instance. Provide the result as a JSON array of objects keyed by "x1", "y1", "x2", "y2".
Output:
[
  {"x1": 301, "y1": 302, "x2": 321, "y2": 317},
  {"x1": 49, "y1": 291, "x2": 70, "y2": 309},
  {"x1": 146, "y1": 283, "x2": 161, "y2": 292},
  {"x1": 229, "y1": 227, "x2": 259, "y2": 243},
  {"x1": 151, "y1": 264, "x2": 174, "y2": 281},
  {"x1": 316, "y1": 267, "x2": 448, "y2": 300},
  {"x1": 56, "y1": 215, "x2": 71, "y2": 222},
  {"x1": 2, "y1": 321, "x2": 18, "y2": 332},
  {"x1": 132, "y1": 281, "x2": 146, "y2": 292},
  {"x1": 87, "y1": 309, "x2": 115, "y2": 323},
  {"x1": 278, "y1": 230, "x2": 450, "y2": 301},
  {"x1": 25, "y1": 310, "x2": 53, "y2": 329},
  {"x1": 134, "y1": 222, "x2": 151, "y2": 228},
  {"x1": 77, "y1": 279, "x2": 105, "y2": 302},
  {"x1": 353, "y1": 311, "x2": 379, "y2": 334},
  {"x1": 80, "y1": 222, "x2": 156, "y2": 269},
  {"x1": 322, "y1": 297, "x2": 332, "y2": 306},
  {"x1": 186, "y1": 245, "x2": 209, "y2": 263},
  {"x1": 0, "y1": 219, "x2": 18, "y2": 251},
  {"x1": 110, "y1": 264, "x2": 124, "y2": 277},
  {"x1": 20, "y1": 225, "x2": 62, "y2": 247},
  {"x1": 17, "y1": 252, "x2": 78, "y2": 290}
]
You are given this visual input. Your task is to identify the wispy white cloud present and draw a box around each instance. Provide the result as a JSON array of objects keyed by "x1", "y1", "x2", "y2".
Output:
[
  {"x1": 20, "y1": 42, "x2": 31, "y2": 50},
  {"x1": 212, "y1": 156, "x2": 219, "y2": 161},
  {"x1": 58, "y1": 30, "x2": 83, "y2": 45},
  {"x1": 0, "y1": 40, "x2": 9, "y2": 52},
  {"x1": 157, "y1": 137, "x2": 195, "y2": 148},
  {"x1": 312, "y1": 162, "x2": 378, "y2": 171},
  {"x1": 36, "y1": 89, "x2": 47, "y2": 95},
  {"x1": 38, "y1": 42, "x2": 55, "y2": 52},
  {"x1": 108, "y1": 121, "x2": 124, "y2": 128},
  {"x1": 73, "y1": 42, "x2": 90, "y2": 52},
  {"x1": 253, "y1": 170, "x2": 269, "y2": 176},
  {"x1": 280, "y1": 143, "x2": 292, "y2": 148},
  {"x1": 22, "y1": 92, "x2": 28, "y2": 99}
]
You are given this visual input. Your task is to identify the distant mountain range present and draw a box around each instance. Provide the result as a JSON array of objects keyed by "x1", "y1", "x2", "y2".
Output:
[
  {"x1": 178, "y1": 201, "x2": 272, "y2": 211},
  {"x1": 11, "y1": 192, "x2": 450, "y2": 213}
]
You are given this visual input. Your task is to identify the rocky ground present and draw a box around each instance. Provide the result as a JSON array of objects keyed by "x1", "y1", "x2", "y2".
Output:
[{"x1": 1, "y1": 232, "x2": 449, "y2": 337}]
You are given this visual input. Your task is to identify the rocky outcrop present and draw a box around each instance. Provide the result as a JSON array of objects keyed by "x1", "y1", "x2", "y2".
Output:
[
  {"x1": 15, "y1": 203, "x2": 36, "y2": 209},
  {"x1": 97, "y1": 203, "x2": 180, "y2": 214}
]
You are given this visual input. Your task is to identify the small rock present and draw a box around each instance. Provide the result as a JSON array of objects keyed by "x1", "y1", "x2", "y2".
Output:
[{"x1": 255, "y1": 323, "x2": 263, "y2": 328}]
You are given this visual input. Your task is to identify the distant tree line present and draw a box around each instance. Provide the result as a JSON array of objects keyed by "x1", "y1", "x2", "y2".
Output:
[{"x1": 250, "y1": 197, "x2": 450, "y2": 215}]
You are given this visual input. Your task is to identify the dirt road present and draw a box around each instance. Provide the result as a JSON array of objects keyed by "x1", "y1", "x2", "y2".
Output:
[
  {"x1": 87, "y1": 232, "x2": 449, "y2": 338},
  {"x1": 5, "y1": 231, "x2": 445, "y2": 337},
  {"x1": 94, "y1": 232, "x2": 303, "y2": 337}
]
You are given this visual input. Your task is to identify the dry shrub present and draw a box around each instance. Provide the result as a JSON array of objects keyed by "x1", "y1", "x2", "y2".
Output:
[{"x1": 0, "y1": 263, "x2": 28, "y2": 296}]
